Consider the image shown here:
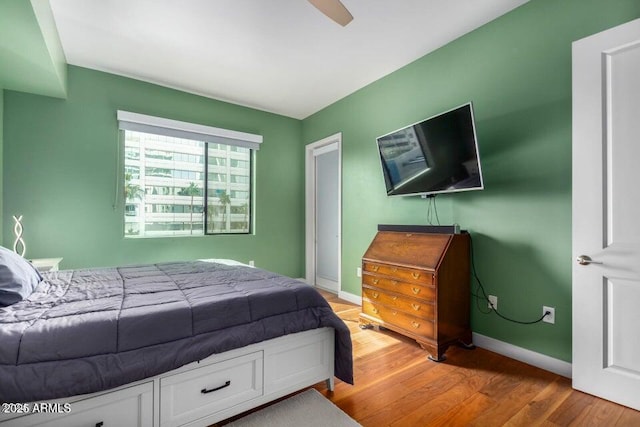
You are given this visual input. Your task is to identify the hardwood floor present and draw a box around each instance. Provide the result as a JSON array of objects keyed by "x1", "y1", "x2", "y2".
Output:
[{"x1": 313, "y1": 290, "x2": 640, "y2": 426}]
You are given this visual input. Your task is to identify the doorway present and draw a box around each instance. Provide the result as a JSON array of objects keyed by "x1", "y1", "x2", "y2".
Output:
[{"x1": 305, "y1": 133, "x2": 341, "y2": 294}]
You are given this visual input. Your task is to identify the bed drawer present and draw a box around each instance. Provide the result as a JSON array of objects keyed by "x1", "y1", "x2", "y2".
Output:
[
  {"x1": 0, "y1": 382, "x2": 153, "y2": 427},
  {"x1": 160, "y1": 351, "x2": 263, "y2": 427}
]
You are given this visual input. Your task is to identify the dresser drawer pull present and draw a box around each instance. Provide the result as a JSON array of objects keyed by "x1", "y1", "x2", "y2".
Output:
[
  {"x1": 392, "y1": 311, "x2": 397, "y2": 316},
  {"x1": 371, "y1": 265, "x2": 379, "y2": 272},
  {"x1": 411, "y1": 303, "x2": 421, "y2": 311},
  {"x1": 201, "y1": 380, "x2": 231, "y2": 394},
  {"x1": 372, "y1": 307, "x2": 379, "y2": 314},
  {"x1": 411, "y1": 321, "x2": 420, "y2": 329},
  {"x1": 392, "y1": 267, "x2": 398, "y2": 273},
  {"x1": 411, "y1": 272, "x2": 421, "y2": 279},
  {"x1": 392, "y1": 281, "x2": 398, "y2": 286},
  {"x1": 411, "y1": 287, "x2": 421, "y2": 295},
  {"x1": 372, "y1": 292, "x2": 379, "y2": 299},
  {"x1": 372, "y1": 278, "x2": 379, "y2": 285},
  {"x1": 391, "y1": 295, "x2": 398, "y2": 301}
]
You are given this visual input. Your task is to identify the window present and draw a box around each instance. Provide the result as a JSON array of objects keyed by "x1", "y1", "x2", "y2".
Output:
[
  {"x1": 230, "y1": 174, "x2": 249, "y2": 184},
  {"x1": 119, "y1": 111, "x2": 261, "y2": 238}
]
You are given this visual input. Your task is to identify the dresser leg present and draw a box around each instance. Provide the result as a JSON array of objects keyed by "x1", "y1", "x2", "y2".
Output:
[
  {"x1": 358, "y1": 319, "x2": 374, "y2": 330},
  {"x1": 418, "y1": 341, "x2": 448, "y2": 362},
  {"x1": 458, "y1": 339, "x2": 476, "y2": 350},
  {"x1": 458, "y1": 331, "x2": 476, "y2": 349}
]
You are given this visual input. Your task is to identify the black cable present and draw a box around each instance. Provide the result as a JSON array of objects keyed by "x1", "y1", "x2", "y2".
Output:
[
  {"x1": 433, "y1": 196, "x2": 440, "y2": 225},
  {"x1": 469, "y1": 234, "x2": 550, "y2": 325},
  {"x1": 425, "y1": 195, "x2": 440, "y2": 225}
]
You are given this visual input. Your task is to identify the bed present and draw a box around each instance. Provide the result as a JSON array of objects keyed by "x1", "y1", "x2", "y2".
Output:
[{"x1": 0, "y1": 255, "x2": 353, "y2": 426}]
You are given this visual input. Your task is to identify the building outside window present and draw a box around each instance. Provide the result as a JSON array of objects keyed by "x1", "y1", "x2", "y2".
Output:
[{"x1": 122, "y1": 126, "x2": 255, "y2": 238}]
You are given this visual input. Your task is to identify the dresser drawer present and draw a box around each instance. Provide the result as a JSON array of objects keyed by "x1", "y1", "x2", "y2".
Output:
[
  {"x1": 363, "y1": 262, "x2": 433, "y2": 285},
  {"x1": 160, "y1": 351, "x2": 263, "y2": 427},
  {"x1": 362, "y1": 273, "x2": 436, "y2": 301},
  {"x1": 362, "y1": 287, "x2": 435, "y2": 318},
  {"x1": 363, "y1": 300, "x2": 435, "y2": 339}
]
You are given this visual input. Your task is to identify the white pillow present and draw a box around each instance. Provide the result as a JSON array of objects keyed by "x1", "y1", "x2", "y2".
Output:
[{"x1": 0, "y1": 246, "x2": 43, "y2": 307}]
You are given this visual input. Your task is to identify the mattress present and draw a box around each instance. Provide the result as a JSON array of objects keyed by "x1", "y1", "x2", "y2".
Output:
[{"x1": 0, "y1": 261, "x2": 353, "y2": 402}]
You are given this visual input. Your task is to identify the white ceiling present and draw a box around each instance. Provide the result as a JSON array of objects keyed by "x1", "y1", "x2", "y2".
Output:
[{"x1": 49, "y1": 0, "x2": 528, "y2": 119}]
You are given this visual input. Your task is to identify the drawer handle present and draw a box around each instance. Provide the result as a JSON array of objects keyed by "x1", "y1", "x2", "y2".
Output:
[
  {"x1": 391, "y1": 295, "x2": 397, "y2": 301},
  {"x1": 372, "y1": 292, "x2": 379, "y2": 299},
  {"x1": 371, "y1": 265, "x2": 379, "y2": 272},
  {"x1": 372, "y1": 307, "x2": 379, "y2": 314},
  {"x1": 392, "y1": 267, "x2": 398, "y2": 272},
  {"x1": 392, "y1": 281, "x2": 398, "y2": 286},
  {"x1": 411, "y1": 303, "x2": 421, "y2": 311},
  {"x1": 412, "y1": 287, "x2": 421, "y2": 295},
  {"x1": 201, "y1": 380, "x2": 231, "y2": 394},
  {"x1": 412, "y1": 272, "x2": 420, "y2": 279},
  {"x1": 372, "y1": 279, "x2": 379, "y2": 285},
  {"x1": 411, "y1": 321, "x2": 420, "y2": 329},
  {"x1": 392, "y1": 311, "x2": 397, "y2": 316}
]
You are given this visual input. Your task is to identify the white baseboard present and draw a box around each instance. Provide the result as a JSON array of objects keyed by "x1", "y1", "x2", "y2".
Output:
[
  {"x1": 337, "y1": 290, "x2": 361, "y2": 305},
  {"x1": 472, "y1": 332, "x2": 572, "y2": 378},
  {"x1": 301, "y1": 278, "x2": 361, "y2": 305}
]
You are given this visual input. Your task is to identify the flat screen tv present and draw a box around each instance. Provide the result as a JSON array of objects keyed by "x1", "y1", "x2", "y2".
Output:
[{"x1": 376, "y1": 103, "x2": 484, "y2": 197}]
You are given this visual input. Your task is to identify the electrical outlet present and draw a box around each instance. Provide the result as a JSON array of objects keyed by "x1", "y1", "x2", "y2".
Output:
[
  {"x1": 356, "y1": 267, "x2": 362, "y2": 277},
  {"x1": 543, "y1": 306, "x2": 555, "y2": 324},
  {"x1": 488, "y1": 295, "x2": 498, "y2": 310}
]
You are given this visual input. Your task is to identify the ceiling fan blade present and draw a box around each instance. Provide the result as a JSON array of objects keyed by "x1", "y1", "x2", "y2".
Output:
[{"x1": 308, "y1": 0, "x2": 353, "y2": 26}]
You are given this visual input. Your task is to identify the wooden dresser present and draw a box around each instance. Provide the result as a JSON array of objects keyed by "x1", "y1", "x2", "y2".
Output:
[{"x1": 359, "y1": 226, "x2": 472, "y2": 361}]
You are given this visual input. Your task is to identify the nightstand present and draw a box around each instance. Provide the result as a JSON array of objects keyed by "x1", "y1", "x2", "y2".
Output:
[{"x1": 30, "y1": 257, "x2": 63, "y2": 272}]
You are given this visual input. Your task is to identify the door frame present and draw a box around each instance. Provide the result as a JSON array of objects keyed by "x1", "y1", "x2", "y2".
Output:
[{"x1": 305, "y1": 133, "x2": 342, "y2": 293}]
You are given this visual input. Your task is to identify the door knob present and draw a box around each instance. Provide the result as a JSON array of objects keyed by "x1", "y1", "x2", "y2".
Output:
[{"x1": 576, "y1": 255, "x2": 602, "y2": 265}]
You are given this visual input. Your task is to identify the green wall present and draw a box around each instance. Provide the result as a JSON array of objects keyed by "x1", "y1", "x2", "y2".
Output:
[
  {"x1": 302, "y1": 0, "x2": 640, "y2": 362},
  {"x1": 0, "y1": 0, "x2": 67, "y2": 98},
  {"x1": 0, "y1": 89, "x2": 3, "y2": 244},
  {"x1": 3, "y1": 66, "x2": 304, "y2": 277}
]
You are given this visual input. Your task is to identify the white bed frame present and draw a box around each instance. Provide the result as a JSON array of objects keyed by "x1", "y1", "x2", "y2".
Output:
[{"x1": 0, "y1": 328, "x2": 335, "y2": 427}]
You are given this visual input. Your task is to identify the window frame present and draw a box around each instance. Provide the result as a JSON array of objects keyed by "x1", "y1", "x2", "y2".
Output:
[{"x1": 118, "y1": 111, "x2": 261, "y2": 238}]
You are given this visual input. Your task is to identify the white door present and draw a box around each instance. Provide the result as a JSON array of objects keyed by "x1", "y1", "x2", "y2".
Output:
[
  {"x1": 572, "y1": 18, "x2": 640, "y2": 410},
  {"x1": 314, "y1": 146, "x2": 339, "y2": 292},
  {"x1": 305, "y1": 134, "x2": 341, "y2": 294}
]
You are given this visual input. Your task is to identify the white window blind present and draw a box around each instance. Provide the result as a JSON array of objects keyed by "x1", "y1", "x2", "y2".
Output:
[{"x1": 117, "y1": 111, "x2": 263, "y2": 150}]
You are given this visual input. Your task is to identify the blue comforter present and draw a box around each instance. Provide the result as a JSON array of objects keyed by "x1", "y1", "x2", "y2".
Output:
[{"x1": 0, "y1": 261, "x2": 353, "y2": 402}]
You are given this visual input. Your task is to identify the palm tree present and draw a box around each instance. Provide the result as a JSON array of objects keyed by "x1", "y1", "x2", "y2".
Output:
[
  {"x1": 124, "y1": 173, "x2": 144, "y2": 201},
  {"x1": 207, "y1": 200, "x2": 216, "y2": 232},
  {"x1": 124, "y1": 173, "x2": 145, "y2": 235},
  {"x1": 178, "y1": 182, "x2": 202, "y2": 234},
  {"x1": 239, "y1": 201, "x2": 249, "y2": 231},
  {"x1": 218, "y1": 190, "x2": 231, "y2": 231}
]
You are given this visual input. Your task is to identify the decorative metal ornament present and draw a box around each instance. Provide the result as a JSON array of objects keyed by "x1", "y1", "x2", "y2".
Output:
[{"x1": 12, "y1": 215, "x2": 26, "y2": 257}]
